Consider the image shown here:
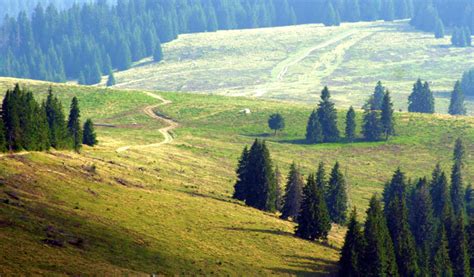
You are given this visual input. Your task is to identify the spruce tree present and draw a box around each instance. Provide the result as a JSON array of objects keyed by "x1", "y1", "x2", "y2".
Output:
[
  {"x1": 45, "y1": 88, "x2": 68, "y2": 149},
  {"x1": 0, "y1": 119, "x2": 7, "y2": 152},
  {"x1": 433, "y1": 226, "x2": 454, "y2": 277},
  {"x1": 67, "y1": 97, "x2": 83, "y2": 152},
  {"x1": 450, "y1": 214, "x2": 471, "y2": 277},
  {"x1": 82, "y1": 119, "x2": 97, "y2": 146},
  {"x1": 326, "y1": 162, "x2": 348, "y2": 224},
  {"x1": 369, "y1": 81, "x2": 386, "y2": 110},
  {"x1": 3, "y1": 86, "x2": 22, "y2": 151},
  {"x1": 345, "y1": 106, "x2": 356, "y2": 142},
  {"x1": 107, "y1": 72, "x2": 116, "y2": 87},
  {"x1": 449, "y1": 81, "x2": 466, "y2": 116},
  {"x1": 245, "y1": 140, "x2": 277, "y2": 212},
  {"x1": 268, "y1": 113, "x2": 285, "y2": 135},
  {"x1": 306, "y1": 110, "x2": 323, "y2": 144},
  {"x1": 362, "y1": 195, "x2": 398, "y2": 276},
  {"x1": 467, "y1": 216, "x2": 474, "y2": 270},
  {"x1": 408, "y1": 79, "x2": 435, "y2": 114},
  {"x1": 317, "y1": 87, "x2": 340, "y2": 142},
  {"x1": 362, "y1": 110, "x2": 382, "y2": 142},
  {"x1": 295, "y1": 174, "x2": 331, "y2": 241},
  {"x1": 316, "y1": 162, "x2": 327, "y2": 193},
  {"x1": 339, "y1": 208, "x2": 365, "y2": 277},
  {"x1": 466, "y1": 184, "x2": 474, "y2": 217},
  {"x1": 233, "y1": 146, "x2": 250, "y2": 201},
  {"x1": 451, "y1": 160, "x2": 465, "y2": 216},
  {"x1": 380, "y1": 91, "x2": 394, "y2": 140},
  {"x1": 280, "y1": 162, "x2": 304, "y2": 221},
  {"x1": 274, "y1": 166, "x2": 283, "y2": 211},
  {"x1": 153, "y1": 41, "x2": 164, "y2": 62},
  {"x1": 453, "y1": 137, "x2": 466, "y2": 165},
  {"x1": 431, "y1": 166, "x2": 451, "y2": 217}
]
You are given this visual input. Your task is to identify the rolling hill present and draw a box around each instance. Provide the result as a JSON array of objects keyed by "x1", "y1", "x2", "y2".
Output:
[{"x1": 1, "y1": 77, "x2": 473, "y2": 274}]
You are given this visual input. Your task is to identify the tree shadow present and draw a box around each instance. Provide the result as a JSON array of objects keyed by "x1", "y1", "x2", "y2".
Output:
[
  {"x1": 268, "y1": 255, "x2": 338, "y2": 276},
  {"x1": 223, "y1": 226, "x2": 294, "y2": 238},
  {"x1": 241, "y1": 133, "x2": 273, "y2": 138}
]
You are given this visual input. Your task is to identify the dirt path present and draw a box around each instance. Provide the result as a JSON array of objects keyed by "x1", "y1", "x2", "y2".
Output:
[{"x1": 116, "y1": 91, "x2": 178, "y2": 153}]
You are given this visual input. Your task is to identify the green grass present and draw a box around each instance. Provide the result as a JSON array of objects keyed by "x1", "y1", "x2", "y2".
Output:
[
  {"x1": 112, "y1": 20, "x2": 474, "y2": 114},
  {"x1": 1, "y1": 77, "x2": 474, "y2": 275}
]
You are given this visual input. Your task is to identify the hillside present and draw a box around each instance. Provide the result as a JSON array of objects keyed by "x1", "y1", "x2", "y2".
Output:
[
  {"x1": 113, "y1": 20, "x2": 474, "y2": 113},
  {"x1": 1, "y1": 77, "x2": 474, "y2": 274}
]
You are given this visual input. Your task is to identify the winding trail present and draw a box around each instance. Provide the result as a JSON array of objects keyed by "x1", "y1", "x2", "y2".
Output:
[{"x1": 116, "y1": 91, "x2": 178, "y2": 153}]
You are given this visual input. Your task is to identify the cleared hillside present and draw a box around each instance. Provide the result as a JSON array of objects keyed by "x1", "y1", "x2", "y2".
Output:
[
  {"x1": 112, "y1": 20, "x2": 474, "y2": 114},
  {"x1": 1, "y1": 78, "x2": 474, "y2": 274}
]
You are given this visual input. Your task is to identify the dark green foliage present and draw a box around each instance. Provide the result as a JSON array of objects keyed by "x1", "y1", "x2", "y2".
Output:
[
  {"x1": 45, "y1": 88, "x2": 68, "y2": 149},
  {"x1": 305, "y1": 110, "x2": 323, "y2": 144},
  {"x1": 316, "y1": 162, "x2": 327, "y2": 192},
  {"x1": 295, "y1": 174, "x2": 331, "y2": 241},
  {"x1": 317, "y1": 87, "x2": 339, "y2": 142},
  {"x1": 67, "y1": 97, "x2": 83, "y2": 152},
  {"x1": 380, "y1": 91, "x2": 394, "y2": 140},
  {"x1": 233, "y1": 146, "x2": 250, "y2": 201},
  {"x1": 430, "y1": 164, "x2": 451, "y2": 217},
  {"x1": 451, "y1": 161, "x2": 465, "y2": 215},
  {"x1": 453, "y1": 138, "x2": 466, "y2": 165},
  {"x1": 362, "y1": 110, "x2": 382, "y2": 142},
  {"x1": 433, "y1": 226, "x2": 454, "y2": 277},
  {"x1": 466, "y1": 185, "x2": 474, "y2": 217},
  {"x1": 243, "y1": 140, "x2": 277, "y2": 212},
  {"x1": 274, "y1": 166, "x2": 283, "y2": 211},
  {"x1": 449, "y1": 81, "x2": 466, "y2": 115},
  {"x1": 0, "y1": 120, "x2": 6, "y2": 152},
  {"x1": 2, "y1": 86, "x2": 22, "y2": 151},
  {"x1": 280, "y1": 163, "x2": 304, "y2": 221},
  {"x1": 268, "y1": 113, "x2": 285, "y2": 135},
  {"x1": 467, "y1": 217, "x2": 474, "y2": 270},
  {"x1": 434, "y1": 18, "x2": 445, "y2": 38},
  {"x1": 461, "y1": 68, "x2": 474, "y2": 97},
  {"x1": 345, "y1": 106, "x2": 356, "y2": 142},
  {"x1": 450, "y1": 214, "x2": 471, "y2": 277},
  {"x1": 153, "y1": 42, "x2": 164, "y2": 62},
  {"x1": 409, "y1": 178, "x2": 435, "y2": 275},
  {"x1": 339, "y1": 208, "x2": 365, "y2": 277},
  {"x1": 367, "y1": 81, "x2": 386, "y2": 111},
  {"x1": 408, "y1": 79, "x2": 435, "y2": 114},
  {"x1": 107, "y1": 72, "x2": 116, "y2": 87},
  {"x1": 362, "y1": 195, "x2": 398, "y2": 276},
  {"x1": 82, "y1": 119, "x2": 97, "y2": 146},
  {"x1": 452, "y1": 27, "x2": 472, "y2": 47},
  {"x1": 326, "y1": 162, "x2": 348, "y2": 224},
  {"x1": 383, "y1": 169, "x2": 419, "y2": 276}
]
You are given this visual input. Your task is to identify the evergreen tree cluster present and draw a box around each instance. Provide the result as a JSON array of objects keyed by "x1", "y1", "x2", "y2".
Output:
[
  {"x1": 0, "y1": 84, "x2": 97, "y2": 153},
  {"x1": 361, "y1": 82, "x2": 395, "y2": 141},
  {"x1": 411, "y1": 0, "x2": 474, "y2": 47},
  {"x1": 339, "y1": 138, "x2": 474, "y2": 276},
  {"x1": 306, "y1": 87, "x2": 339, "y2": 144},
  {"x1": 461, "y1": 68, "x2": 474, "y2": 97},
  {"x1": 0, "y1": 0, "x2": 416, "y2": 84},
  {"x1": 408, "y1": 78, "x2": 435, "y2": 113}
]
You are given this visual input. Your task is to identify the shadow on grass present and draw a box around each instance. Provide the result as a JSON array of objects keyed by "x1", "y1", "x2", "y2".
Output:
[
  {"x1": 268, "y1": 255, "x2": 338, "y2": 276},
  {"x1": 224, "y1": 227, "x2": 294, "y2": 238}
]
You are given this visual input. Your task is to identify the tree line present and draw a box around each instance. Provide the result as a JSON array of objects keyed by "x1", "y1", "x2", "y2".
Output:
[
  {"x1": 0, "y1": 84, "x2": 97, "y2": 153},
  {"x1": 233, "y1": 139, "x2": 348, "y2": 241},
  {"x1": 411, "y1": 0, "x2": 474, "y2": 47},
  {"x1": 0, "y1": 0, "x2": 415, "y2": 84},
  {"x1": 339, "y1": 138, "x2": 474, "y2": 276}
]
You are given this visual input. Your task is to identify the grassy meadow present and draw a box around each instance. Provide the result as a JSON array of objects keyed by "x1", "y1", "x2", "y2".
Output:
[
  {"x1": 1, "y1": 77, "x2": 474, "y2": 274},
  {"x1": 112, "y1": 20, "x2": 474, "y2": 114}
]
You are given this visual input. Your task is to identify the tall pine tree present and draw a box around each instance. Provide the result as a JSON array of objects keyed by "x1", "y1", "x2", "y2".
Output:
[{"x1": 280, "y1": 162, "x2": 304, "y2": 221}]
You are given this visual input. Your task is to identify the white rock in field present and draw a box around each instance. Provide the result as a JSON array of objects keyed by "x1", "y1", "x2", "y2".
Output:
[{"x1": 240, "y1": 108, "x2": 251, "y2": 115}]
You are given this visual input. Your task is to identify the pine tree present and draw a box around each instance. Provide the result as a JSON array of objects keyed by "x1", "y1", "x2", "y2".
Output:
[
  {"x1": 408, "y1": 79, "x2": 435, "y2": 114},
  {"x1": 107, "y1": 72, "x2": 116, "y2": 87},
  {"x1": 295, "y1": 174, "x2": 331, "y2": 241},
  {"x1": 467, "y1": 216, "x2": 474, "y2": 270},
  {"x1": 339, "y1": 208, "x2": 365, "y2": 277},
  {"x1": 0, "y1": 119, "x2": 6, "y2": 152},
  {"x1": 306, "y1": 110, "x2": 323, "y2": 144},
  {"x1": 2, "y1": 86, "x2": 22, "y2": 151},
  {"x1": 450, "y1": 214, "x2": 471, "y2": 277},
  {"x1": 323, "y1": 2, "x2": 338, "y2": 26},
  {"x1": 434, "y1": 17, "x2": 445, "y2": 38},
  {"x1": 268, "y1": 113, "x2": 285, "y2": 135},
  {"x1": 233, "y1": 145, "x2": 249, "y2": 201},
  {"x1": 369, "y1": 81, "x2": 386, "y2": 110},
  {"x1": 82, "y1": 119, "x2": 97, "y2": 146},
  {"x1": 362, "y1": 110, "x2": 382, "y2": 141},
  {"x1": 244, "y1": 140, "x2": 277, "y2": 211},
  {"x1": 451, "y1": 160, "x2": 465, "y2": 216},
  {"x1": 326, "y1": 162, "x2": 348, "y2": 224},
  {"x1": 67, "y1": 97, "x2": 82, "y2": 152},
  {"x1": 433, "y1": 226, "x2": 454, "y2": 277},
  {"x1": 453, "y1": 137, "x2": 466, "y2": 165},
  {"x1": 383, "y1": 169, "x2": 419, "y2": 276},
  {"x1": 274, "y1": 166, "x2": 283, "y2": 211},
  {"x1": 466, "y1": 184, "x2": 474, "y2": 217},
  {"x1": 380, "y1": 91, "x2": 394, "y2": 140},
  {"x1": 317, "y1": 87, "x2": 340, "y2": 142},
  {"x1": 345, "y1": 106, "x2": 356, "y2": 142},
  {"x1": 45, "y1": 88, "x2": 68, "y2": 149},
  {"x1": 153, "y1": 41, "x2": 163, "y2": 62},
  {"x1": 431, "y1": 165, "x2": 451, "y2": 217},
  {"x1": 316, "y1": 162, "x2": 327, "y2": 193},
  {"x1": 280, "y1": 162, "x2": 304, "y2": 221},
  {"x1": 362, "y1": 195, "x2": 398, "y2": 276},
  {"x1": 409, "y1": 178, "x2": 435, "y2": 276},
  {"x1": 449, "y1": 81, "x2": 466, "y2": 116},
  {"x1": 381, "y1": 0, "x2": 395, "y2": 21}
]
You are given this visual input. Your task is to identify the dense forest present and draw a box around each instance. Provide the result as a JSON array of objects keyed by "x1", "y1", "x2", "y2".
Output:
[{"x1": 0, "y1": 0, "x2": 415, "y2": 84}]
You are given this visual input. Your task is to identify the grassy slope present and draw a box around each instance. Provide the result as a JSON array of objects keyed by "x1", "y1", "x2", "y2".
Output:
[
  {"x1": 1, "y1": 77, "x2": 474, "y2": 275},
  {"x1": 112, "y1": 20, "x2": 474, "y2": 113}
]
